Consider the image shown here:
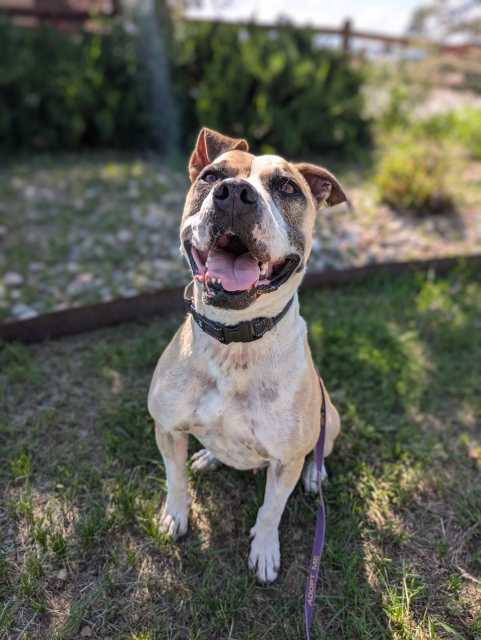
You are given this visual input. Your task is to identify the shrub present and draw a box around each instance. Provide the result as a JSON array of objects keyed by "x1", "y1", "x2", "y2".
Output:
[
  {"x1": 394, "y1": 107, "x2": 481, "y2": 160},
  {"x1": 0, "y1": 17, "x2": 372, "y2": 156},
  {"x1": 0, "y1": 18, "x2": 151, "y2": 150},
  {"x1": 455, "y1": 108, "x2": 481, "y2": 158},
  {"x1": 374, "y1": 138, "x2": 456, "y2": 215},
  {"x1": 172, "y1": 21, "x2": 371, "y2": 157},
  {"x1": 362, "y1": 60, "x2": 430, "y2": 135}
]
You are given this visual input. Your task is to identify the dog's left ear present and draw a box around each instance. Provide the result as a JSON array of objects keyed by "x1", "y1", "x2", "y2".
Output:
[
  {"x1": 189, "y1": 127, "x2": 249, "y2": 182},
  {"x1": 295, "y1": 163, "x2": 347, "y2": 208}
]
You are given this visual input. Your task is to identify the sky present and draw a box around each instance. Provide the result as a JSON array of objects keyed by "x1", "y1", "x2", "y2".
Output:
[{"x1": 187, "y1": 0, "x2": 424, "y2": 36}]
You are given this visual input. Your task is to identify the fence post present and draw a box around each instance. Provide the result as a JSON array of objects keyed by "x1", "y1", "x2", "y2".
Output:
[
  {"x1": 341, "y1": 18, "x2": 352, "y2": 53},
  {"x1": 122, "y1": 0, "x2": 179, "y2": 157}
]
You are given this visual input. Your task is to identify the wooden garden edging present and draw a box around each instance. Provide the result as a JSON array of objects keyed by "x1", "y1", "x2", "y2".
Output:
[{"x1": 1, "y1": 253, "x2": 480, "y2": 344}]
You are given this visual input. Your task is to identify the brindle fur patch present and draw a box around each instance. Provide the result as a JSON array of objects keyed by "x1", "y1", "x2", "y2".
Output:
[
  {"x1": 212, "y1": 153, "x2": 254, "y2": 178},
  {"x1": 273, "y1": 460, "x2": 285, "y2": 479},
  {"x1": 183, "y1": 181, "x2": 212, "y2": 222},
  {"x1": 260, "y1": 382, "x2": 279, "y2": 403},
  {"x1": 198, "y1": 374, "x2": 217, "y2": 393},
  {"x1": 258, "y1": 163, "x2": 308, "y2": 255}
]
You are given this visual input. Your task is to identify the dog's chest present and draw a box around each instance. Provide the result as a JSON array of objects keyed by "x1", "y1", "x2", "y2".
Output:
[{"x1": 184, "y1": 349, "x2": 286, "y2": 470}]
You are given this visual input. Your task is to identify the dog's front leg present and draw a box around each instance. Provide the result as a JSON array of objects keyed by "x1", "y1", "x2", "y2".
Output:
[
  {"x1": 249, "y1": 457, "x2": 304, "y2": 583},
  {"x1": 155, "y1": 423, "x2": 190, "y2": 540}
]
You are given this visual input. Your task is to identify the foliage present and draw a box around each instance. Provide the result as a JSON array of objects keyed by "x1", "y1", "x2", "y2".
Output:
[
  {"x1": 363, "y1": 61, "x2": 429, "y2": 134},
  {"x1": 0, "y1": 18, "x2": 151, "y2": 150},
  {"x1": 0, "y1": 17, "x2": 371, "y2": 156},
  {"x1": 414, "y1": 107, "x2": 481, "y2": 159},
  {"x1": 374, "y1": 137, "x2": 457, "y2": 215},
  {"x1": 408, "y1": 0, "x2": 481, "y2": 40},
  {"x1": 172, "y1": 21, "x2": 371, "y2": 157}
]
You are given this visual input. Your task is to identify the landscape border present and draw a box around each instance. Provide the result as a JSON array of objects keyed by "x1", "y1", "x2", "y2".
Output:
[{"x1": 1, "y1": 253, "x2": 480, "y2": 344}]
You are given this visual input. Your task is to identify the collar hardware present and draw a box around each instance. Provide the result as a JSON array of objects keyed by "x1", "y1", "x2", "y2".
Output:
[{"x1": 184, "y1": 283, "x2": 293, "y2": 345}]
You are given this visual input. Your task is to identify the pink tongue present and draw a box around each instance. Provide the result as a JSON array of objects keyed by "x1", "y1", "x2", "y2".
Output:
[{"x1": 207, "y1": 248, "x2": 260, "y2": 292}]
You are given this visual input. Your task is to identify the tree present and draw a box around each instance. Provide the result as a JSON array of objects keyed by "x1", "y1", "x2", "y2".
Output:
[{"x1": 408, "y1": 0, "x2": 481, "y2": 41}]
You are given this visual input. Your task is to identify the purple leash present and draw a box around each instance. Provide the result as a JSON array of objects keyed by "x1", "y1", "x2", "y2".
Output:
[{"x1": 304, "y1": 379, "x2": 327, "y2": 639}]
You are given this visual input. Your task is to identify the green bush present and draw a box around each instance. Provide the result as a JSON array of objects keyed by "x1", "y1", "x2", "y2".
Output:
[
  {"x1": 172, "y1": 21, "x2": 371, "y2": 157},
  {"x1": 0, "y1": 18, "x2": 150, "y2": 150},
  {"x1": 374, "y1": 138, "x2": 456, "y2": 215},
  {"x1": 414, "y1": 107, "x2": 481, "y2": 159},
  {"x1": 0, "y1": 17, "x2": 371, "y2": 156}
]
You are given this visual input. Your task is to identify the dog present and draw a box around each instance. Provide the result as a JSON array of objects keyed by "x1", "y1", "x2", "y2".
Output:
[{"x1": 148, "y1": 128, "x2": 345, "y2": 583}]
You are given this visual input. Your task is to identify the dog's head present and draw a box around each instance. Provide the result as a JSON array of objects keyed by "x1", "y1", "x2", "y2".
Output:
[{"x1": 181, "y1": 128, "x2": 347, "y2": 311}]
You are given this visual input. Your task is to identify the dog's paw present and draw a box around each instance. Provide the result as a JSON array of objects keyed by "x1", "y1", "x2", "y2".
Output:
[
  {"x1": 248, "y1": 527, "x2": 280, "y2": 583},
  {"x1": 159, "y1": 503, "x2": 189, "y2": 540},
  {"x1": 302, "y1": 459, "x2": 327, "y2": 494},
  {"x1": 190, "y1": 449, "x2": 221, "y2": 473}
]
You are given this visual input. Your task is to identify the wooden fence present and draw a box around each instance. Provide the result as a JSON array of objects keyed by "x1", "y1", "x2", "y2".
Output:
[
  {"x1": 186, "y1": 17, "x2": 481, "y2": 59},
  {"x1": 1, "y1": 3, "x2": 480, "y2": 58},
  {"x1": 2, "y1": 254, "x2": 481, "y2": 344},
  {"x1": 0, "y1": 0, "x2": 119, "y2": 31}
]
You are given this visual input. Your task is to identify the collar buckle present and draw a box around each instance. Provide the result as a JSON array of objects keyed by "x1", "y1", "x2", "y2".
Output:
[
  {"x1": 222, "y1": 320, "x2": 254, "y2": 344},
  {"x1": 252, "y1": 316, "x2": 273, "y2": 338}
]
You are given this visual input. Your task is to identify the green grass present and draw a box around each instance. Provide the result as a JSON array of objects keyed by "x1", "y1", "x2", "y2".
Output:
[{"x1": 1, "y1": 268, "x2": 480, "y2": 639}]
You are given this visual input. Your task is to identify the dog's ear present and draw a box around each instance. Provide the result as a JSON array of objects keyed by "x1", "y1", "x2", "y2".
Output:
[
  {"x1": 295, "y1": 163, "x2": 347, "y2": 208},
  {"x1": 189, "y1": 128, "x2": 249, "y2": 182}
]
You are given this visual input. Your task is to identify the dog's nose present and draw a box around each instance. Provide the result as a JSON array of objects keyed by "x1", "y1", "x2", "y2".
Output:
[{"x1": 213, "y1": 178, "x2": 258, "y2": 213}]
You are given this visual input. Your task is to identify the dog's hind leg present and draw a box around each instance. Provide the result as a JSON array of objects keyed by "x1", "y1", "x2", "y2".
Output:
[
  {"x1": 302, "y1": 454, "x2": 327, "y2": 494},
  {"x1": 155, "y1": 423, "x2": 190, "y2": 540},
  {"x1": 249, "y1": 456, "x2": 304, "y2": 583},
  {"x1": 190, "y1": 449, "x2": 222, "y2": 473}
]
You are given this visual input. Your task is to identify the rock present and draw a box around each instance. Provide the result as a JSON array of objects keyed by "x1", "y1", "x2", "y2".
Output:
[
  {"x1": 100, "y1": 288, "x2": 112, "y2": 301},
  {"x1": 12, "y1": 303, "x2": 37, "y2": 320},
  {"x1": 66, "y1": 262, "x2": 79, "y2": 274},
  {"x1": 117, "y1": 229, "x2": 132, "y2": 242},
  {"x1": 80, "y1": 626, "x2": 92, "y2": 637},
  {"x1": 119, "y1": 287, "x2": 137, "y2": 298},
  {"x1": 56, "y1": 568, "x2": 67, "y2": 581},
  {"x1": 24, "y1": 185, "x2": 36, "y2": 200},
  {"x1": 143, "y1": 204, "x2": 165, "y2": 228},
  {"x1": 162, "y1": 192, "x2": 183, "y2": 209},
  {"x1": 66, "y1": 272, "x2": 94, "y2": 296},
  {"x1": 4, "y1": 272, "x2": 23, "y2": 287}
]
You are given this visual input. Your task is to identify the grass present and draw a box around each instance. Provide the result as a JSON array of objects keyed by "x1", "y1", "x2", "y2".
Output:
[{"x1": 1, "y1": 268, "x2": 481, "y2": 639}]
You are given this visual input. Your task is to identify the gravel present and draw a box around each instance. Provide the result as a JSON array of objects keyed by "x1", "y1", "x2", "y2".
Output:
[{"x1": 1, "y1": 153, "x2": 480, "y2": 322}]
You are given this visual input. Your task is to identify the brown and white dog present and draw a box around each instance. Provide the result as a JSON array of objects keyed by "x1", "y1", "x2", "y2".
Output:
[{"x1": 148, "y1": 128, "x2": 345, "y2": 583}]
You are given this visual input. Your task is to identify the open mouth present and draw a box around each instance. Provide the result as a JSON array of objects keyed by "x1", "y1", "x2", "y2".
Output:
[{"x1": 184, "y1": 234, "x2": 300, "y2": 299}]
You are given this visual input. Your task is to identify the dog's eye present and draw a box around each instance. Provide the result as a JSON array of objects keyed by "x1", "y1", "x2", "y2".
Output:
[
  {"x1": 202, "y1": 171, "x2": 219, "y2": 184},
  {"x1": 278, "y1": 178, "x2": 299, "y2": 195}
]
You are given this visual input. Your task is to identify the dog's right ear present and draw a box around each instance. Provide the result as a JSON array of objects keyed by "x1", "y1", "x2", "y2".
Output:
[{"x1": 189, "y1": 128, "x2": 249, "y2": 182}]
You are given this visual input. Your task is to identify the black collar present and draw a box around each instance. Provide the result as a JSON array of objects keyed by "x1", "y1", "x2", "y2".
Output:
[{"x1": 184, "y1": 284, "x2": 294, "y2": 345}]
